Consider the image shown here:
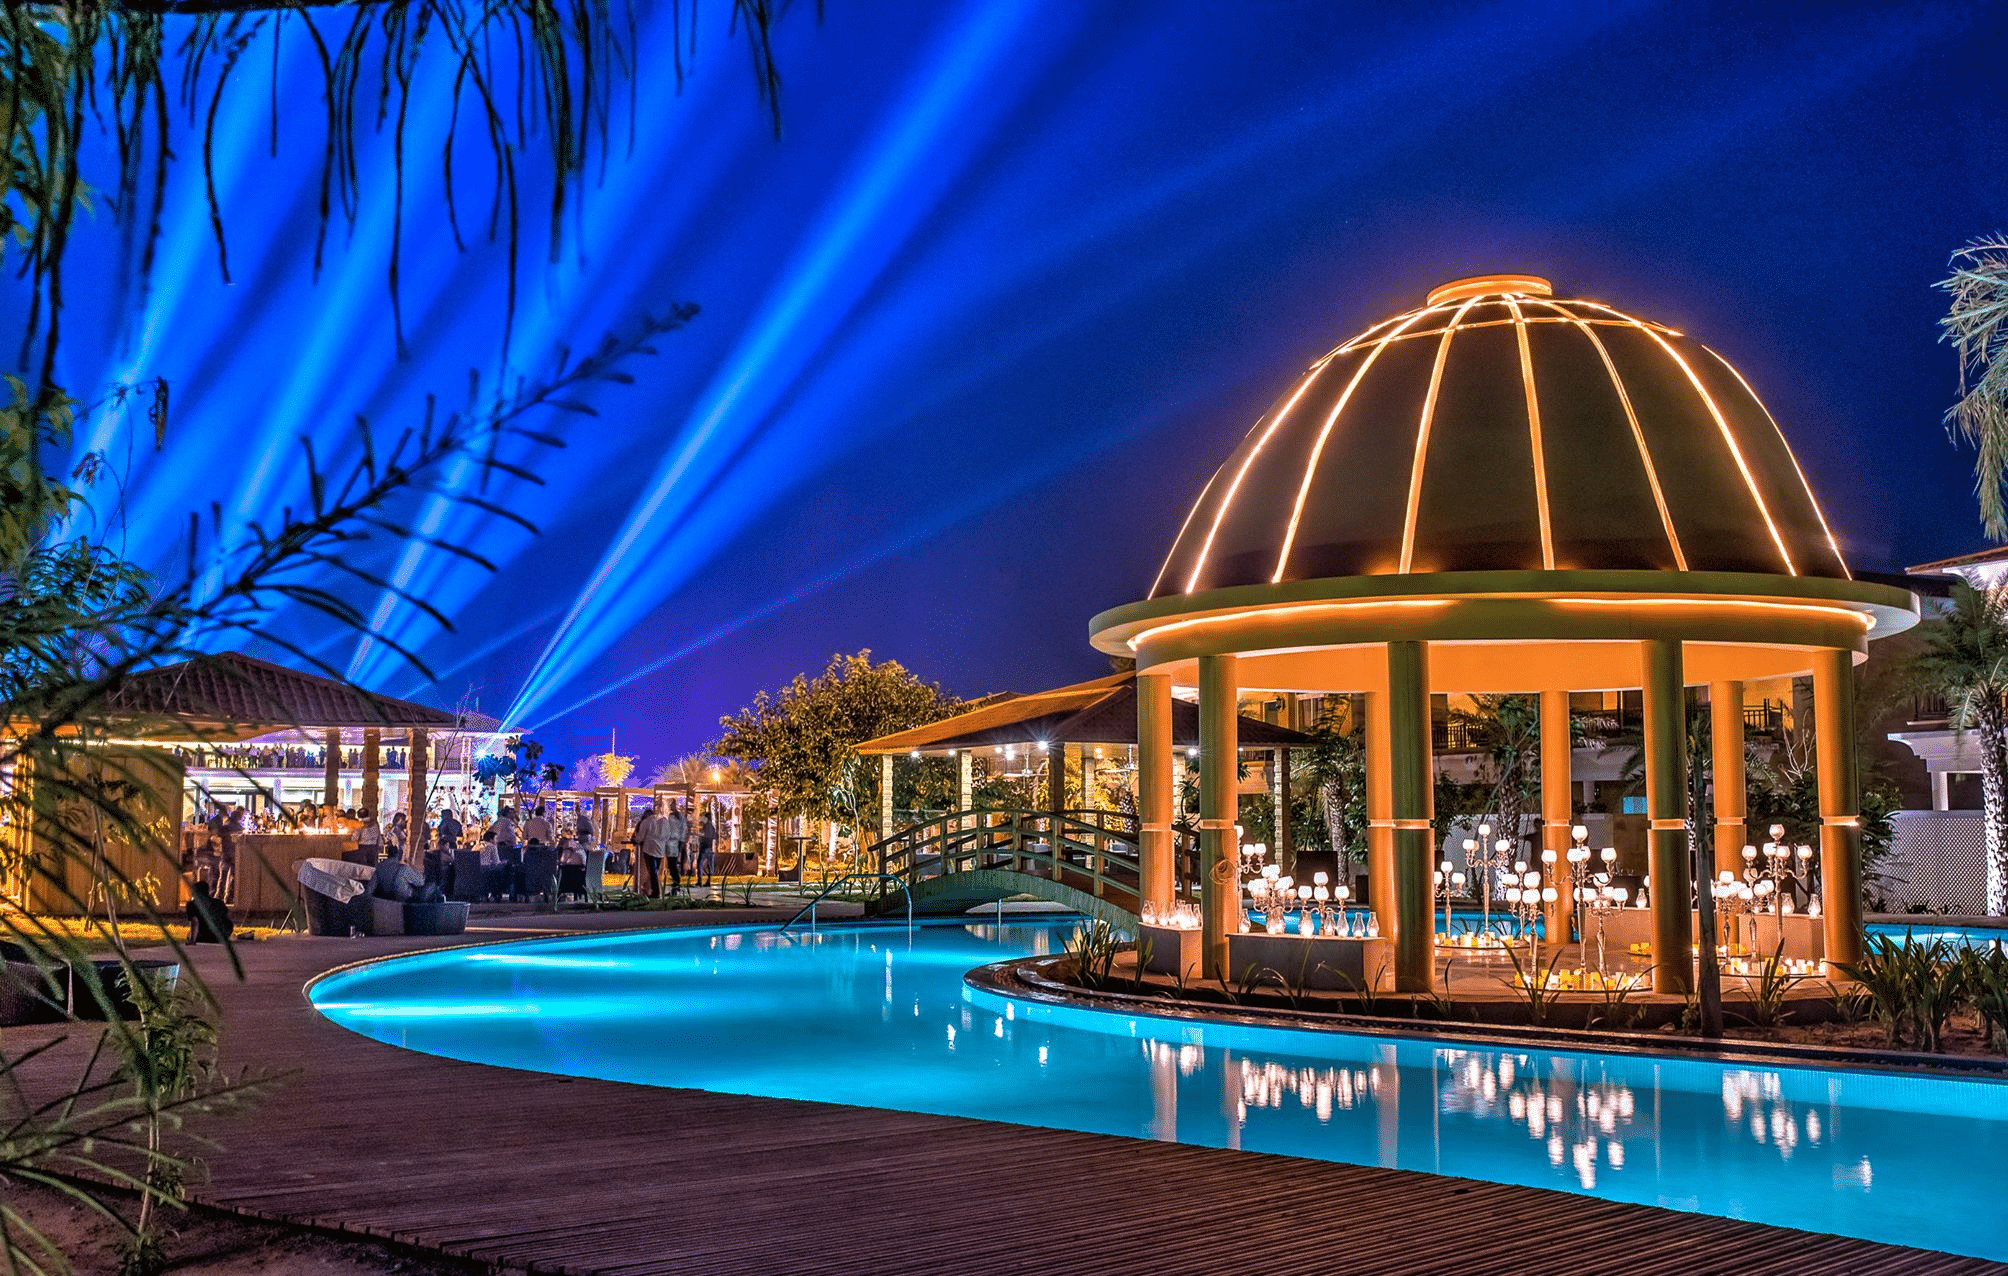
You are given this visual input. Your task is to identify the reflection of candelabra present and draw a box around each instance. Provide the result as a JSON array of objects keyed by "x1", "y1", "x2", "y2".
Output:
[
  {"x1": 1446, "y1": 1050, "x2": 1637, "y2": 1190},
  {"x1": 1721, "y1": 1070, "x2": 1834, "y2": 1165}
]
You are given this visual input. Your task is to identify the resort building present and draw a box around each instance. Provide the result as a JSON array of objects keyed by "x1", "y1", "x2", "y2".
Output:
[{"x1": 3, "y1": 653, "x2": 502, "y2": 914}]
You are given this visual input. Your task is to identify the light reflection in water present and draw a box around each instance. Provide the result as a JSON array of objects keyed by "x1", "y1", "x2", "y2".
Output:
[{"x1": 312, "y1": 921, "x2": 2004, "y2": 1260}]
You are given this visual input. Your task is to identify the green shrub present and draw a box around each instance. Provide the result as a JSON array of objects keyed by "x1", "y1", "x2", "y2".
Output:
[
  {"x1": 1964, "y1": 944, "x2": 2008, "y2": 1055},
  {"x1": 1838, "y1": 933, "x2": 1965, "y2": 1051}
]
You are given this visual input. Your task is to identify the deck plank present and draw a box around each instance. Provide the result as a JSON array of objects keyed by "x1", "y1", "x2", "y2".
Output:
[{"x1": 3, "y1": 911, "x2": 2000, "y2": 1276}]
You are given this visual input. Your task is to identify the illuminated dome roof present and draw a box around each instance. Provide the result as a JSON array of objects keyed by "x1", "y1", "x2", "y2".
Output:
[{"x1": 1151, "y1": 275, "x2": 1847, "y2": 598}]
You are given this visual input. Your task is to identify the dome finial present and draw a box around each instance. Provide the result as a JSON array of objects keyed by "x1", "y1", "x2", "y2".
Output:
[{"x1": 1427, "y1": 274, "x2": 1553, "y2": 305}]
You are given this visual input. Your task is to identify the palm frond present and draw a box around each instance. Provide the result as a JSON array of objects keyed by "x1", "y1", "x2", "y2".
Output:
[{"x1": 1939, "y1": 236, "x2": 2008, "y2": 538}]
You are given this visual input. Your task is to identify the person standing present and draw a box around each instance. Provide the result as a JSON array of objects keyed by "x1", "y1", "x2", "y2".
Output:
[
  {"x1": 355, "y1": 807, "x2": 382, "y2": 863},
  {"x1": 696, "y1": 810, "x2": 718, "y2": 889},
  {"x1": 523, "y1": 803, "x2": 555, "y2": 845},
  {"x1": 575, "y1": 806, "x2": 596, "y2": 850},
  {"x1": 436, "y1": 804, "x2": 463, "y2": 851},
  {"x1": 661, "y1": 804, "x2": 688, "y2": 896},
  {"x1": 630, "y1": 806, "x2": 663, "y2": 898}
]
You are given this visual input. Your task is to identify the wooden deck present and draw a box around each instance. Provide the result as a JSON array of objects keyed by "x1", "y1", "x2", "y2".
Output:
[{"x1": 4, "y1": 909, "x2": 2001, "y2": 1276}]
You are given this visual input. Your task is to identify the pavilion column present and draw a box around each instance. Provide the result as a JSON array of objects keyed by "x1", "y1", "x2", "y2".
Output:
[
  {"x1": 1643, "y1": 640, "x2": 1693, "y2": 995},
  {"x1": 1197, "y1": 654, "x2": 1240, "y2": 979},
  {"x1": 322, "y1": 730, "x2": 341, "y2": 808},
  {"x1": 1814, "y1": 648, "x2": 1863, "y2": 967},
  {"x1": 958, "y1": 749, "x2": 974, "y2": 826},
  {"x1": 1273, "y1": 747, "x2": 1293, "y2": 879},
  {"x1": 879, "y1": 755, "x2": 895, "y2": 845},
  {"x1": 405, "y1": 729, "x2": 429, "y2": 867},
  {"x1": 1711, "y1": 680, "x2": 1748, "y2": 877},
  {"x1": 1365, "y1": 689, "x2": 1394, "y2": 952},
  {"x1": 1539, "y1": 689, "x2": 1574, "y2": 944},
  {"x1": 361, "y1": 728, "x2": 382, "y2": 817},
  {"x1": 1385, "y1": 641, "x2": 1435, "y2": 993},
  {"x1": 1137, "y1": 672, "x2": 1175, "y2": 913}
]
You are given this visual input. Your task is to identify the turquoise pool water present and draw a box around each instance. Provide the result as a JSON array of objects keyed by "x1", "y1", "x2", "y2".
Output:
[{"x1": 312, "y1": 922, "x2": 2008, "y2": 1259}]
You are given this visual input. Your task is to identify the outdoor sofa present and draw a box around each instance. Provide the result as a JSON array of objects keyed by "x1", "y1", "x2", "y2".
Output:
[{"x1": 296, "y1": 856, "x2": 468, "y2": 937}]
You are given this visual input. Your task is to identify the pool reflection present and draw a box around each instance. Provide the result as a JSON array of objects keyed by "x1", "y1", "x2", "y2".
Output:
[{"x1": 313, "y1": 921, "x2": 2003, "y2": 1260}]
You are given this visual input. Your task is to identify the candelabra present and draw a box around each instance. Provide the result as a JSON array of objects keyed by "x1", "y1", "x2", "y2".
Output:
[
  {"x1": 1434, "y1": 859, "x2": 1467, "y2": 940},
  {"x1": 1245, "y1": 863, "x2": 1291, "y2": 934},
  {"x1": 1741, "y1": 823, "x2": 1815, "y2": 919},
  {"x1": 1503, "y1": 863, "x2": 1556, "y2": 968},
  {"x1": 1312, "y1": 871, "x2": 1343, "y2": 936},
  {"x1": 1463, "y1": 821, "x2": 1514, "y2": 940},
  {"x1": 1713, "y1": 870, "x2": 1756, "y2": 954},
  {"x1": 1575, "y1": 845, "x2": 1625, "y2": 974}
]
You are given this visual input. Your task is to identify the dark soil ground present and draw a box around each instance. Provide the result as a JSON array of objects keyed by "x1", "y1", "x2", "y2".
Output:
[{"x1": 4, "y1": 1179, "x2": 495, "y2": 1276}]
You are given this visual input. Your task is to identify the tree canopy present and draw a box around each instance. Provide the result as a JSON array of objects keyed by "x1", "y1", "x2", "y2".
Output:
[{"x1": 715, "y1": 650, "x2": 959, "y2": 829}]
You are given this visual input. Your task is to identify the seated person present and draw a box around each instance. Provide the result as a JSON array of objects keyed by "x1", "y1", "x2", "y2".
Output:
[
  {"x1": 370, "y1": 848, "x2": 443, "y2": 903},
  {"x1": 185, "y1": 878, "x2": 235, "y2": 944},
  {"x1": 557, "y1": 836, "x2": 586, "y2": 868}
]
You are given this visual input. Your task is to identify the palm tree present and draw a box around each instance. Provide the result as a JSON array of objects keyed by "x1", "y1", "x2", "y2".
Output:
[
  {"x1": 1292, "y1": 700, "x2": 1367, "y2": 884},
  {"x1": 1910, "y1": 582, "x2": 2008, "y2": 913},
  {"x1": 1940, "y1": 236, "x2": 2008, "y2": 537},
  {"x1": 1446, "y1": 694, "x2": 1547, "y2": 858}
]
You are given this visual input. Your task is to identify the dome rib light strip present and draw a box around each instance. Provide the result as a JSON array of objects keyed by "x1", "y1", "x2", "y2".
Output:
[
  {"x1": 1180, "y1": 353, "x2": 1340, "y2": 595},
  {"x1": 1502, "y1": 294, "x2": 1557, "y2": 572},
  {"x1": 1700, "y1": 344, "x2": 1851, "y2": 580},
  {"x1": 1270, "y1": 303, "x2": 1444, "y2": 583},
  {"x1": 1525, "y1": 294, "x2": 1689, "y2": 571},
  {"x1": 1399, "y1": 296, "x2": 1484, "y2": 574},
  {"x1": 1566, "y1": 297, "x2": 1797, "y2": 576}
]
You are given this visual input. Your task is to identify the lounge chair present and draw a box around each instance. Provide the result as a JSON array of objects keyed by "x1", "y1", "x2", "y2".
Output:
[
  {"x1": 583, "y1": 849, "x2": 608, "y2": 906},
  {"x1": 368, "y1": 896, "x2": 406, "y2": 936},
  {"x1": 521, "y1": 845, "x2": 559, "y2": 904},
  {"x1": 451, "y1": 849, "x2": 487, "y2": 902},
  {"x1": 402, "y1": 899, "x2": 469, "y2": 935},
  {"x1": 297, "y1": 857, "x2": 374, "y2": 935}
]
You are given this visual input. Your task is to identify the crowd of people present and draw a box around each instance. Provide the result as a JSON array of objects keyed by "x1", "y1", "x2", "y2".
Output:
[
  {"x1": 180, "y1": 792, "x2": 732, "y2": 908},
  {"x1": 171, "y1": 743, "x2": 414, "y2": 771},
  {"x1": 625, "y1": 803, "x2": 722, "y2": 897}
]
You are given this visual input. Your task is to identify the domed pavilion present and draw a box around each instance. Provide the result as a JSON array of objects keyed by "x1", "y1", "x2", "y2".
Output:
[{"x1": 1090, "y1": 274, "x2": 1918, "y2": 993}]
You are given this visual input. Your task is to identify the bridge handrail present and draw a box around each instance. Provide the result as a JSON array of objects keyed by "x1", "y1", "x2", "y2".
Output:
[
  {"x1": 865, "y1": 805, "x2": 1135, "y2": 855},
  {"x1": 777, "y1": 872, "x2": 914, "y2": 933},
  {"x1": 869, "y1": 806, "x2": 1151, "y2": 905}
]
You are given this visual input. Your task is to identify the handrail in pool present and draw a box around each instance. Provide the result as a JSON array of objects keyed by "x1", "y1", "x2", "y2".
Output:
[{"x1": 778, "y1": 872, "x2": 914, "y2": 933}]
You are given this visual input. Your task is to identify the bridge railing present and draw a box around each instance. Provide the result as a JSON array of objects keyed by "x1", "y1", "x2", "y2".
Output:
[{"x1": 868, "y1": 807, "x2": 1142, "y2": 902}]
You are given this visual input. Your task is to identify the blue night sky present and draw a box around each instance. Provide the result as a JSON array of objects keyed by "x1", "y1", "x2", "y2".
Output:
[{"x1": 23, "y1": 0, "x2": 2008, "y2": 771}]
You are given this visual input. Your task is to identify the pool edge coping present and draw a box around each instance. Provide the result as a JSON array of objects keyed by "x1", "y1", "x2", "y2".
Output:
[{"x1": 970, "y1": 954, "x2": 2008, "y2": 1083}]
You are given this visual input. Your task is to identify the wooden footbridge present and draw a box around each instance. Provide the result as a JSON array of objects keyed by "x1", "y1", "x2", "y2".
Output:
[{"x1": 863, "y1": 807, "x2": 1149, "y2": 926}]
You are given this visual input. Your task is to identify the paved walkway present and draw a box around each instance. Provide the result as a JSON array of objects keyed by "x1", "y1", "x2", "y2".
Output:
[{"x1": 5, "y1": 909, "x2": 2001, "y2": 1275}]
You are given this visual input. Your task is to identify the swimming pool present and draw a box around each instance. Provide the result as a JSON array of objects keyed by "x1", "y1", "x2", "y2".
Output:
[{"x1": 312, "y1": 921, "x2": 2008, "y2": 1259}]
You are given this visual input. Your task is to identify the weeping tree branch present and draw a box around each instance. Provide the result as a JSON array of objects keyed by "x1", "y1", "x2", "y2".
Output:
[{"x1": 3, "y1": 0, "x2": 802, "y2": 386}]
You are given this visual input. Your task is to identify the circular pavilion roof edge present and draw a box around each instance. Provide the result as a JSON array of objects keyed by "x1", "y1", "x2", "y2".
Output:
[{"x1": 1089, "y1": 569, "x2": 1919, "y2": 656}]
